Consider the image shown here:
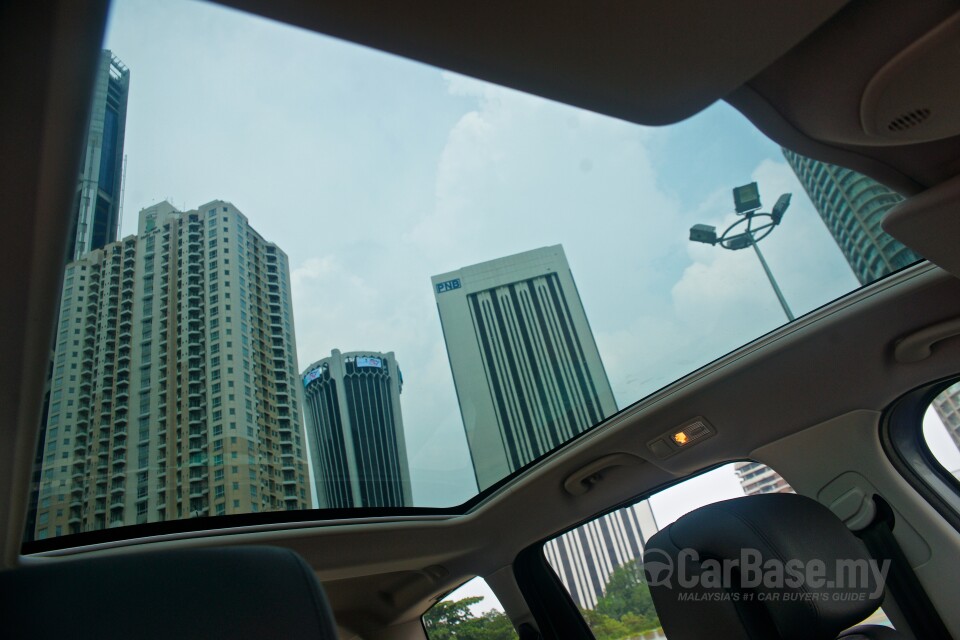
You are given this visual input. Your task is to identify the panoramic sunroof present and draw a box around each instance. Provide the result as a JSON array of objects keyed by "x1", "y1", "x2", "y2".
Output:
[{"x1": 24, "y1": 0, "x2": 921, "y2": 546}]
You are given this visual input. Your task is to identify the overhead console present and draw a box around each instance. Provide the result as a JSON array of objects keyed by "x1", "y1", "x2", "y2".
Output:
[{"x1": 860, "y1": 11, "x2": 960, "y2": 144}]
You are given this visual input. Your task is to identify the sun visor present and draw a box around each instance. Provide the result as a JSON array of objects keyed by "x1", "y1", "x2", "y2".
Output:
[{"x1": 882, "y1": 173, "x2": 960, "y2": 278}]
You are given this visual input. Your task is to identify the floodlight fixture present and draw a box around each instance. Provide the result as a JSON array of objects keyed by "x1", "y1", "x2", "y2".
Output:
[
  {"x1": 689, "y1": 224, "x2": 718, "y2": 245},
  {"x1": 689, "y1": 182, "x2": 795, "y2": 321},
  {"x1": 733, "y1": 182, "x2": 762, "y2": 214},
  {"x1": 771, "y1": 193, "x2": 792, "y2": 224}
]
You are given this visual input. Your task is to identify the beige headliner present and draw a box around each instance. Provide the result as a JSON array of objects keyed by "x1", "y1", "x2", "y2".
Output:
[{"x1": 16, "y1": 263, "x2": 960, "y2": 635}]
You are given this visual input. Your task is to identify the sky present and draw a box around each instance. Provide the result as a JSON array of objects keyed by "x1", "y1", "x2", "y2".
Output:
[{"x1": 102, "y1": 0, "x2": 960, "y2": 520}]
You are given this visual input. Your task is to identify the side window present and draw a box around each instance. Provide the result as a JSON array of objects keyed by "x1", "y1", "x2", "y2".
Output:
[
  {"x1": 922, "y1": 382, "x2": 960, "y2": 478},
  {"x1": 422, "y1": 576, "x2": 519, "y2": 640},
  {"x1": 543, "y1": 462, "x2": 891, "y2": 639}
]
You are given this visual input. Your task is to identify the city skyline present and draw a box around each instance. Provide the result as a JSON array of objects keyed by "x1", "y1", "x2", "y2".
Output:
[
  {"x1": 101, "y1": 0, "x2": 881, "y2": 512},
  {"x1": 301, "y1": 349, "x2": 412, "y2": 508},
  {"x1": 34, "y1": 199, "x2": 310, "y2": 539}
]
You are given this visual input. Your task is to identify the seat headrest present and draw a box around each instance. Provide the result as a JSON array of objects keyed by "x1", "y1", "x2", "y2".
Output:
[
  {"x1": 643, "y1": 494, "x2": 886, "y2": 640},
  {"x1": 0, "y1": 545, "x2": 338, "y2": 640}
]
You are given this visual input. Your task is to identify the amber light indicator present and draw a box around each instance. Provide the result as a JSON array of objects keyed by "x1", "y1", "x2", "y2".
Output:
[
  {"x1": 671, "y1": 420, "x2": 711, "y2": 447},
  {"x1": 647, "y1": 417, "x2": 716, "y2": 459}
]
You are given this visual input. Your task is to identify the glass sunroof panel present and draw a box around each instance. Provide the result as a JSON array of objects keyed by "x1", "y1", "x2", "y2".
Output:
[{"x1": 24, "y1": 0, "x2": 922, "y2": 545}]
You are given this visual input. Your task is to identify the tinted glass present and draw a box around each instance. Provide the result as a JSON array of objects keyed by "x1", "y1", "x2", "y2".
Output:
[{"x1": 25, "y1": 0, "x2": 922, "y2": 544}]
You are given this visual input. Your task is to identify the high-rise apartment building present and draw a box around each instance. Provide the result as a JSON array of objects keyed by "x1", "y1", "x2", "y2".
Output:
[
  {"x1": 783, "y1": 150, "x2": 960, "y2": 454},
  {"x1": 734, "y1": 461, "x2": 793, "y2": 496},
  {"x1": 782, "y1": 149, "x2": 920, "y2": 285},
  {"x1": 34, "y1": 200, "x2": 310, "y2": 540},
  {"x1": 70, "y1": 51, "x2": 130, "y2": 261},
  {"x1": 433, "y1": 245, "x2": 657, "y2": 609},
  {"x1": 301, "y1": 350, "x2": 412, "y2": 509},
  {"x1": 25, "y1": 51, "x2": 130, "y2": 540},
  {"x1": 931, "y1": 384, "x2": 960, "y2": 451}
]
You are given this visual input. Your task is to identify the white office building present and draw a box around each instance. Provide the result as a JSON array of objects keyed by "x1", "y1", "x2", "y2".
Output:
[{"x1": 433, "y1": 245, "x2": 658, "y2": 608}]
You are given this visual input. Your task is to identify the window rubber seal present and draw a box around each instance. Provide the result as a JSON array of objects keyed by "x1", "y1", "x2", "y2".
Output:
[{"x1": 880, "y1": 375, "x2": 960, "y2": 535}]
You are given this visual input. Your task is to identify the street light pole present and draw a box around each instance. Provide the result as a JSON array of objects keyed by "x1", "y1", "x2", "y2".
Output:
[
  {"x1": 748, "y1": 232, "x2": 794, "y2": 321},
  {"x1": 689, "y1": 184, "x2": 795, "y2": 323}
]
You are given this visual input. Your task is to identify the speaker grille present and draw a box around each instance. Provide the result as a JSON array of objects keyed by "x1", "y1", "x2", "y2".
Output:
[{"x1": 887, "y1": 108, "x2": 931, "y2": 132}]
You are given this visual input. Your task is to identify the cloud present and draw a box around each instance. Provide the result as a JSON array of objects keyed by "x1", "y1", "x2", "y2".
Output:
[{"x1": 594, "y1": 158, "x2": 861, "y2": 408}]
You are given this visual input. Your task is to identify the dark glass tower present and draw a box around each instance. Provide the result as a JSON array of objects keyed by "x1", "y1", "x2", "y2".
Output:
[
  {"x1": 301, "y1": 350, "x2": 412, "y2": 508},
  {"x1": 70, "y1": 50, "x2": 129, "y2": 260},
  {"x1": 783, "y1": 150, "x2": 960, "y2": 453},
  {"x1": 782, "y1": 149, "x2": 920, "y2": 285}
]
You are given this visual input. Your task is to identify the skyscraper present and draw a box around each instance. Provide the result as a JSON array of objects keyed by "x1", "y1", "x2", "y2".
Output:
[
  {"x1": 33, "y1": 200, "x2": 310, "y2": 540},
  {"x1": 544, "y1": 502, "x2": 659, "y2": 609},
  {"x1": 432, "y1": 245, "x2": 618, "y2": 490},
  {"x1": 301, "y1": 350, "x2": 412, "y2": 508},
  {"x1": 433, "y1": 245, "x2": 657, "y2": 609},
  {"x1": 734, "y1": 461, "x2": 793, "y2": 496},
  {"x1": 931, "y1": 384, "x2": 960, "y2": 451},
  {"x1": 70, "y1": 51, "x2": 130, "y2": 261},
  {"x1": 783, "y1": 150, "x2": 960, "y2": 453},
  {"x1": 782, "y1": 149, "x2": 920, "y2": 285}
]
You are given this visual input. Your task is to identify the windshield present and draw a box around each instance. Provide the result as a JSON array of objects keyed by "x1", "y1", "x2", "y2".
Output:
[{"x1": 24, "y1": 0, "x2": 922, "y2": 545}]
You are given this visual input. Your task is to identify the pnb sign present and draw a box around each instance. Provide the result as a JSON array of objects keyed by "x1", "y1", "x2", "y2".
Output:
[{"x1": 435, "y1": 278, "x2": 462, "y2": 294}]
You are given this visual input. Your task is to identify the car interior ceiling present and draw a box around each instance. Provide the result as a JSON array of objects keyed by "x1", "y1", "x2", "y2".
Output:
[{"x1": 2, "y1": 1, "x2": 960, "y2": 639}]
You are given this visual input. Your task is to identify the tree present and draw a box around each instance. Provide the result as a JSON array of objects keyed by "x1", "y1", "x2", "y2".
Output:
[
  {"x1": 595, "y1": 559, "x2": 659, "y2": 625},
  {"x1": 423, "y1": 597, "x2": 484, "y2": 640},
  {"x1": 423, "y1": 596, "x2": 518, "y2": 640},
  {"x1": 580, "y1": 608, "x2": 628, "y2": 640}
]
